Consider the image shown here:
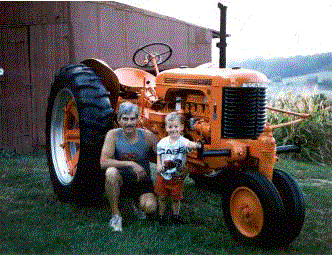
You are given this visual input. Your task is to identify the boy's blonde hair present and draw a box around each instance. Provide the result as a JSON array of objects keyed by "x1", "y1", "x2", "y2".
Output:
[{"x1": 165, "y1": 112, "x2": 184, "y2": 125}]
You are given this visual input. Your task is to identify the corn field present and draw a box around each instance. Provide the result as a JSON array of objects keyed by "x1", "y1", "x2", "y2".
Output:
[{"x1": 267, "y1": 91, "x2": 332, "y2": 165}]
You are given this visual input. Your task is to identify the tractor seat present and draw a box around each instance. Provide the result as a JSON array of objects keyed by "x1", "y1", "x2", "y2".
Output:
[{"x1": 114, "y1": 68, "x2": 158, "y2": 102}]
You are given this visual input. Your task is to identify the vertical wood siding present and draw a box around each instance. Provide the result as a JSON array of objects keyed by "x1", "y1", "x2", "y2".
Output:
[
  {"x1": 0, "y1": 1, "x2": 213, "y2": 150},
  {"x1": 30, "y1": 24, "x2": 70, "y2": 146},
  {"x1": 0, "y1": 2, "x2": 70, "y2": 25},
  {"x1": 0, "y1": 27, "x2": 33, "y2": 152},
  {"x1": 70, "y1": 2, "x2": 212, "y2": 69}
]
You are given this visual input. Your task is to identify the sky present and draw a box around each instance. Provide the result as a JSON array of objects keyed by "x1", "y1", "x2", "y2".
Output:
[{"x1": 114, "y1": 0, "x2": 332, "y2": 61}]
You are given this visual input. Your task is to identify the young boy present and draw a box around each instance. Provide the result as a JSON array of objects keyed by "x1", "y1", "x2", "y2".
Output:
[{"x1": 154, "y1": 112, "x2": 201, "y2": 224}]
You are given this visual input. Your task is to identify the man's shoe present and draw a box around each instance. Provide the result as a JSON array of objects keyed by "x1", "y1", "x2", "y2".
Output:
[
  {"x1": 109, "y1": 215, "x2": 123, "y2": 232},
  {"x1": 132, "y1": 205, "x2": 147, "y2": 220},
  {"x1": 171, "y1": 215, "x2": 184, "y2": 225}
]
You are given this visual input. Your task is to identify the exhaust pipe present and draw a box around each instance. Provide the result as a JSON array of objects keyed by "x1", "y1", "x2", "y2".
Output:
[{"x1": 217, "y1": 3, "x2": 227, "y2": 68}]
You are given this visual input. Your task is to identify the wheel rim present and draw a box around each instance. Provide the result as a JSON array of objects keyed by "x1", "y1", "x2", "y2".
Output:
[
  {"x1": 50, "y1": 88, "x2": 80, "y2": 185},
  {"x1": 230, "y1": 186, "x2": 264, "y2": 238}
]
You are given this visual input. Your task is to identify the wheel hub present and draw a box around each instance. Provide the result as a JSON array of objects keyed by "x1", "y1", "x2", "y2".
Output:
[
  {"x1": 62, "y1": 99, "x2": 80, "y2": 176},
  {"x1": 230, "y1": 186, "x2": 264, "y2": 238}
]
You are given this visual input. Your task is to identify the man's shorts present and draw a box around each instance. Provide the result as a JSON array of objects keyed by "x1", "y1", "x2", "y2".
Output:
[
  {"x1": 154, "y1": 174, "x2": 184, "y2": 201},
  {"x1": 118, "y1": 167, "x2": 154, "y2": 198}
]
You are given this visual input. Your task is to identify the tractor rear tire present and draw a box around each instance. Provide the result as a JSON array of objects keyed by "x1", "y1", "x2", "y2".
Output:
[
  {"x1": 46, "y1": 64, "x2": 114, "y2": 204},
  {"x1": 272, "y1": 169, "x2": 305, "y2": 245},
  {"x1": 221, "y1": 171, "x2": 284, "y2": 247}
]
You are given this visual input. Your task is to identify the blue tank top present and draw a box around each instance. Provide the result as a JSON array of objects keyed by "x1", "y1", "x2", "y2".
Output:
[{"x1": 114, "y1": 128, "x2": 151, "y2": 175}]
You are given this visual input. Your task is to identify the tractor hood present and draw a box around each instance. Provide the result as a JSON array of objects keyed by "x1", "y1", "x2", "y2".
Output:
[{"x1": 156, "y1": 67, "x2": 269, "y2": 87}]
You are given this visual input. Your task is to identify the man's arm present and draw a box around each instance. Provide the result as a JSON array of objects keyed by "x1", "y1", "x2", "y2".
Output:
[
  {"x1": 144, "y1": 129, "x2": 159, "y2": 164},
  {"x1": 100, "y1": 129, "x2": 139, "y2": 170},
  {"x1": 145, "y1": 129, "x2": 159, "y2": 152}
]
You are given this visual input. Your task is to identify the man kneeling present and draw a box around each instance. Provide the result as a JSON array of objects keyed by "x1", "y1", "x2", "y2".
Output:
[{"x1": 100, "y1": 102, "x2": 158, "y2": 231}]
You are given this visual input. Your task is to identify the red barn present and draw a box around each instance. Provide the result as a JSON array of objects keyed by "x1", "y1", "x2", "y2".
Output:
[{"x1": 0, "y1": 1, "x2": 216, "y2": 152}]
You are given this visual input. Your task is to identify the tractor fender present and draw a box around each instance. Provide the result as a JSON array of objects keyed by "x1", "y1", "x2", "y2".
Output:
[{"x1": 81, "y1": 58, "x2": 120, "y2": 110}]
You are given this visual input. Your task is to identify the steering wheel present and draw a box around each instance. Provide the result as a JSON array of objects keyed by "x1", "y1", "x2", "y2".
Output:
[{"x1": 133, "y1": 43, "x2": 173, "y2": 67}]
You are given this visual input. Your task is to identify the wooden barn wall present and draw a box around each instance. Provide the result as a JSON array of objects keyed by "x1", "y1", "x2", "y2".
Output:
[
  {"x1": 188, "y1": 26, "x2": 212, "y2": 66},
  {"x1": 0, "y1": 28, "x2": 2, "y2": 147},
  {"x1": 70, "y1": 2, "x2": 101, "y2": 62},
  {"x1": 0, "y1": 27, "x2": 33, "y2": 151},
  {"x1": 30, "y1": 24, "x2": 70, "y2": 146},
  {"x1": 99, "y1": 4, "x2": 127, "y2": 68},
  {"x1": 0, "y1": 2, "x2": 71, "y2": 151},
  {"x1": 0, "y1": 2, "x2": 70, "y2": 25},
  {"x1": 70, "y1": 2, "x2": 212, "y2": 69},
  {"x1": 0, "y1": 1, "x2": 212, "y2": 151}
]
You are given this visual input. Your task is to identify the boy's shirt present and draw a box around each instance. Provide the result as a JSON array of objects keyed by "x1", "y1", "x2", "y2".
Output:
[{"x1": 157, "y1": 136, "x2": 193, "y2": 180}]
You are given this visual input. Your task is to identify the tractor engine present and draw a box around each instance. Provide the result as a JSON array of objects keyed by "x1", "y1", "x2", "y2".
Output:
[{"x1": 143, "y1": 66, "x2": 276, "y2": 180}]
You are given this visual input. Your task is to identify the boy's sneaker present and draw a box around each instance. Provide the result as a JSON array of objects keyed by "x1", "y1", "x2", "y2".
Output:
[
  {"x1": 109, "y1": 215, "x2": 123, "y2": 232},
  {"x1": 132, "y1": 204, "x2": 147, "y2": 220},
  {"x1": 157, "y1": 215, "x2": 168, "y2": 225},
  {"x1": 171, "y1": 215, "x2": 184, "y2": 225}
]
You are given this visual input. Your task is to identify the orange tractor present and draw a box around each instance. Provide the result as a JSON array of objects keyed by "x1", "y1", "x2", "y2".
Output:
[{"x1": 46, "y1": 4, "x2": 308, "y2": 247}]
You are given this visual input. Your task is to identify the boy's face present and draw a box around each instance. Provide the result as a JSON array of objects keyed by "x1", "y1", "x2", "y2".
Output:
[{"x1": 165, "y1": 119, "x2": 184, "y2": 139}]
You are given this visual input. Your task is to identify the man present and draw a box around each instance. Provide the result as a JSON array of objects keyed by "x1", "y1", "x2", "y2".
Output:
[{"x1": 100, "y1": 102, "x2": 158, "y2": 231}]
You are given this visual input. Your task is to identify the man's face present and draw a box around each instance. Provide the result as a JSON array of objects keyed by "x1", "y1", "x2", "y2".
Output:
[
  {"x1": 165, "y1": 119, "x2": 183, "y2": 139},
  {"x1": 118, "y1": 112, "x2": 138, "y2": 135}
]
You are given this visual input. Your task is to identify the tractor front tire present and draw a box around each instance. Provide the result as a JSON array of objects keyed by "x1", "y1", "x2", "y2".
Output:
[
  {"x1": 272, "y1": 169, "x2": 305, "y2": 245},
  {"x1": 222, "y1": 171, "x2": 285, "y2": 247},
  {"x1": 46, "y1": 64, "x2": 114, "y2": 204}
]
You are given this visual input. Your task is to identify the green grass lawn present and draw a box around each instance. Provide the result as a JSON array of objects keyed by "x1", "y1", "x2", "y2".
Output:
[{"x1": 1, "y1": 153, "x2": 331, "y2": 254}]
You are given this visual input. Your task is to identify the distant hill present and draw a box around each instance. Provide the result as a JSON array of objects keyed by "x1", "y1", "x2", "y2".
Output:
[
  {"x1": 265, "y1": 71, "x2": 332, "y2": 100},
  {"x1": 228, "y1": 52, "x2": 332, "y2": 79},
  {"x1": 282, "y1": 71, "x2": 332, "y2": 85}
]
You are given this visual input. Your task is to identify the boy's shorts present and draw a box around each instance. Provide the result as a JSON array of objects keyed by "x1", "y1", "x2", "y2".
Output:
[
  {"x1": 154, "y1": 174, "x2": 184, "y2": 201},
  {"x1": 119, "y1": 167, "x2": 154, "y2": 198}
]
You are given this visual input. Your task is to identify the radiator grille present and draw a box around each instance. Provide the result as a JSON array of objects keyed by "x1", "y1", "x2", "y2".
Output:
[{"x1": 222, "y1": 87, "x2": 266, "y2": 139}]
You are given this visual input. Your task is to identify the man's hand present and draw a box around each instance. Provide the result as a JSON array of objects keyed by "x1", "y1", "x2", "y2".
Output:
[{"x1": 130, "y1": 162, "x2": 147, "y2": 182}]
